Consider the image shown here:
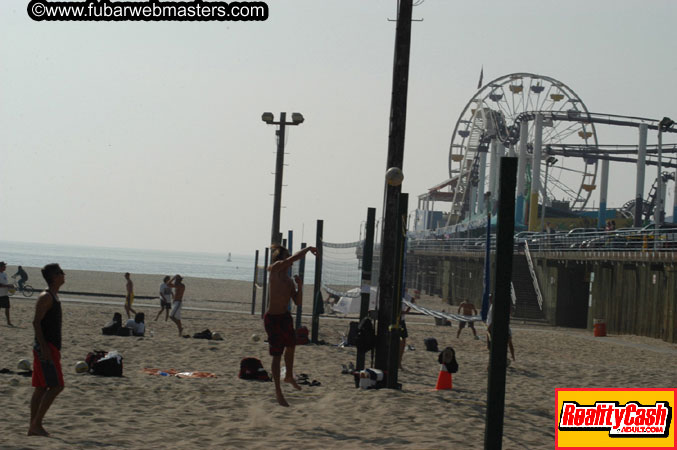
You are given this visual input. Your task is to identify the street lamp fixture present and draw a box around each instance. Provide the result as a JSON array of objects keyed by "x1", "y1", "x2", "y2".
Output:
[
  {"x1": 659, "y1": 117, "x2": 675, "y2": 132},
  {"x1": 262, "y1": 112, "x2": 305, "y2": 245},
  {"x1": 261, "y1": 112, "x2": 274, "y2": 124}
]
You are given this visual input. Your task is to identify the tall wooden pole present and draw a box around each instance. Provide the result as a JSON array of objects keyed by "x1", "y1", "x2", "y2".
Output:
[
  {"x1": 296, "y1": 241, "x2": 307, "y2": 329},
  {"x1": 386, "y1": 193, "x2": 408, "y2": 388},
  {"x1": 375, "y1": 0, "x2": 414, "y2": 375},
  {"x1": 260, "y1": 247, "x2": 269, "y2": 318},
  {"x1": 484, "y1": 157, "x2": 517, "y2": 449},
  {"x1": 251, "y1": 250, "x2": 259, "y2": 315},
  {"x1": 356, "y1": 208, "x2": 376, "y2": 372},
  {"x1": 271, "y1": 113, "x2": 287, "y2": 246},
  {"x1": 311, "y1": 220, "x2": 323, "y2": 343}
]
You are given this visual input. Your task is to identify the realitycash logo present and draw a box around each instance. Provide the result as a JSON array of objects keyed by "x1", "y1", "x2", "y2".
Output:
[{"x1": 556, "y1": 389, "x2": 676, "y2": 449}]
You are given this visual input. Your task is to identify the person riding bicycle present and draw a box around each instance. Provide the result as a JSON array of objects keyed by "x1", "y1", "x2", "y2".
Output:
[{"x1": 12, "y1": 266, "x2": 29, "y2": 290}]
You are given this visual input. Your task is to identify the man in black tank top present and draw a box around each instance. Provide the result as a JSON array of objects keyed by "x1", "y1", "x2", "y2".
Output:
[{"x1": 28, "y1": 263, "x2": 65, "y2": 437}]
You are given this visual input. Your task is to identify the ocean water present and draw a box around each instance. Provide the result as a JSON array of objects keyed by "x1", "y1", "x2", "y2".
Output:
[{"x1": 0, "y1": 241, "x2": 258, "y2": 281}]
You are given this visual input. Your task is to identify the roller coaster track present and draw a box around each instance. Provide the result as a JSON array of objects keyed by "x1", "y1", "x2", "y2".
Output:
[
  {"x1": 545, "y1": 144, "x2": 677, "y2": 168},
  {"x1": 503, "y1": 111, "x2": 677, "y2": 147}
]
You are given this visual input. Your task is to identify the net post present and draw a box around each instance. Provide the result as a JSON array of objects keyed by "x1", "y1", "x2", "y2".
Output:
[
  {"x1": 386, "y1": 192, "x2": 408, "y2": 389},
  {"x1": 260, "y1": 247, "x2": 269, "y2": 318},
  {"x1": 356, "y1": 208, "x2": 376, "y2": 372},
  {"x1": 251, "y1": 250, "x2": 259, "y2": 315},
  {"x1": 484, "y1": 157, "x2": 517, "y2": 450},
  {"x1": 311, "y1": 220, "x2": 323, "y2": 343},
  {"x1": 296, "y1": 241, "x2": 307, "y2": 329}
]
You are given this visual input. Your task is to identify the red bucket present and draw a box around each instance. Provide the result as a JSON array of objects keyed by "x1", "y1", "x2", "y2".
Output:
[{"x1": 593, "y1": 319, "x2": 606, "y2": 337}]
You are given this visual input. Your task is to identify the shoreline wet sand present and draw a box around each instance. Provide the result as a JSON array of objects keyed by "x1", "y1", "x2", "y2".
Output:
[{"x1": 1, "y1": 268, "x2": 675, "y2": 449}]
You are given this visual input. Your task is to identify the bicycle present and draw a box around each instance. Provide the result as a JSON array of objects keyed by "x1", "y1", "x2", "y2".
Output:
[{"x1": 11, "y1": 283, "x2": 34, "y2": 297}]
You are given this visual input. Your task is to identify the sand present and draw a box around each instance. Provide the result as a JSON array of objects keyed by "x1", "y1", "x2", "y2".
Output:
[{"x1": 1, "y1": 269, "x2": 676, "y2": 449}]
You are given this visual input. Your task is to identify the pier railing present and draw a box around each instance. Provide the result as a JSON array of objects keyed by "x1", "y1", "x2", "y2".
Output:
[
  {"x1": 408, "y1": 229, "x2": 677, "y2": 262},
  {"x1": 524, "y1": 241, "x2": 544, "y2": 310}
]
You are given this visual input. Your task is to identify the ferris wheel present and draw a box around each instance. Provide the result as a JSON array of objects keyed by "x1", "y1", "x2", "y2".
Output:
[{"x1": 447, "y1": 73, "x2": 598, "y2": 223}]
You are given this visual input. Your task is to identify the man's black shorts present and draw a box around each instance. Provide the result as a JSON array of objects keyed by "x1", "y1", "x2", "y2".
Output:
[
  {"x1": 459, "y1": 321, "x2": 475, "y2": 329},
  {"x1": 0, "y1": 295, "x2": 9, "y2": 309}
]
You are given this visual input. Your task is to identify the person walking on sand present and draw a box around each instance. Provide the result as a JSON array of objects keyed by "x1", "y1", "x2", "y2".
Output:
[
  {"x1": 155, "y1": 276, "x2": 173, "y2": 322},
  {"x1": 124, "y1": 272, "x2": 136, "y2": 319},
  {"x1": 456, "y1": 299, "x2": 479, "y2": 339},
  {"x1": 168, "y1": 274, "x2": 185, "y2": 336},
  {"x1": 486, "y1": 294, "x2": 516, "y2": 362},
  {"x1": 0, "y1": 262, "x2": 14, "y2": 326},
  {"x1": 28, "y1": 263, "x2": 65, "y2": 437},
  {"x1": 265, "y1": 244, "x2": 317, "y2": 407}
]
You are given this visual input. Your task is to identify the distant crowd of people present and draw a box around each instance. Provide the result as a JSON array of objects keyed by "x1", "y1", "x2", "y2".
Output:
[{"x1": 123, "y1": 272, "x2": 186, "y2": 337}]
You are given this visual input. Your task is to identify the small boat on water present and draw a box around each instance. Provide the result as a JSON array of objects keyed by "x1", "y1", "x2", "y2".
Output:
[{"x1": 227, "y1": 253, "x2": 232, "y2": 262}]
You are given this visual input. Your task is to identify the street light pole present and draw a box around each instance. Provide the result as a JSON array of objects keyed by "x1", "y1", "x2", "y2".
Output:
[
  {"x1": 656, "y1": 117, "x2": 674, "y2": 226},
  {"x1": 262, "y1": 112, "x2": 305, "y2": 246},
  {"x1": 541, "y1": 156, "x2": 557, "y2": 231}
]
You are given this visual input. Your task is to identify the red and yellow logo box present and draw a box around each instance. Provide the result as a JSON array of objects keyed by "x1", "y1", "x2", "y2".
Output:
[{"x1": 556, "y1": 388, "x2": 676, "y2": 449}]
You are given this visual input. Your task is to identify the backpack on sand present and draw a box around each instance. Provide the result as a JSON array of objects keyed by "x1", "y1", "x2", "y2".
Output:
[
  {"x1": 438, "y1": 346, "x2": 458, "y2": 373},
  {"x1": 356, "y1": 317, "x2": 376, "y2": 353},
  {"x1": 87, "y1": 350, "x2": 124, "y2": 377},
  {"x1": 102, "y1": 312, "x2": 122, "y2": 336},
  {"x1": 238, "y1": 357, "x2": 271, "y2": 381},
  {"x1": 424, "y1": 337, "x2": 439, "y2": 352}
]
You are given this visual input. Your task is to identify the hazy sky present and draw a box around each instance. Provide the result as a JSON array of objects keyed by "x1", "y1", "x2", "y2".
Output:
[{"x1": 1, "y1": 0, "x2": 676, "y2": 254}]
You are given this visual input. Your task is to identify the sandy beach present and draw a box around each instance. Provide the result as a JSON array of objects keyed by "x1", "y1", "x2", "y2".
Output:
[{"x1": 1, "y1": 268, "x2": 676, "y2": 449}]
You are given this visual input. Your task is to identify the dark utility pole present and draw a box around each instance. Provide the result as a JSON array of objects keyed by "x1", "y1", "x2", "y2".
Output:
[
  {"x1": 386, "y1": 193, "x2": 408, "y2": 389},
  {"x1": 356, "y1": 207, "x2": 376, "y2": 372},
  {"x1": 375, "y1": 0, "x2": 414, "y2": 376},
  {"x1": 271, "y1": 113, "x2": 286, "y2": 245},
  {"x1": 260, "y1": 247, "x2": 269, "y2": 318},
  {"x1": 484, "y1": 157, "x2": 517, "y2": 450},
  {"x1": 251, "y1": 250, "x2": 259, "y2": 315},
  {"x1": 311, "y1": 220, "x2": 323, "y2": 343},
  {"x1": 261, "y1": 112, "x2": 304, "y2": 246},
  {"x1": 296, "y1": 241, "x2": 307, "y2": 330}
]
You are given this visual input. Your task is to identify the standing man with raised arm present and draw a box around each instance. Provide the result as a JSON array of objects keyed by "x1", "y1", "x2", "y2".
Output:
[
  {"x1": 265, "y1": 244, "x2": 317, "y2": 407},
  {"x1": 28, "y1": 263, "x2": 65, "y2": 437}
]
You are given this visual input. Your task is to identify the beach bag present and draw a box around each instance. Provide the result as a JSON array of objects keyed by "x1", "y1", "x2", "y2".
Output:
[
  {"x1": 296, "y1": 326, "x2": 309, "y2": 345},
  {"x1": 355, "y1": 368, "x2": 386, "y2": 389},
  {"x1": 424, "y1": 337, "x2": 439, "y2": 352},
  {"x1": 238, "y1": 357, "x2": 270, "y2": 381},
  {"x1": 193, "y1": 329, "x2": 213, "y2": 340},
  {"x1": 346, "y1": 322, "x2": 359, "y2": 346},
  {"x1": 88, "y1": 351, "x2": 123, "y2": 377},
  {"x1": 438, "y1": 346, "x2": 458, "y2": 373},
  {"x1": 356, "y1": 317, "x2": 376, "y2": 353},
  {"x1": 85, "y1": 350, "x2": 107, "y2": 370},
  {"x1": 102, "y1": 312, "x2": 122, "y2": 336}
]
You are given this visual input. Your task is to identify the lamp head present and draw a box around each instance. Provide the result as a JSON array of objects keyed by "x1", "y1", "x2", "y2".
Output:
[
  {"x1": 547, "y1": 156, "x2": 558, "y2": 166},
  {"x1": 261, "y1": 112, "x2": 274, "y2": 124},
  {"x1": 659, "y1": 116, "x2": 674, "y2": 132},
  {"x1": 291, "y1": 112, "x2": 304, "y2": 125}
]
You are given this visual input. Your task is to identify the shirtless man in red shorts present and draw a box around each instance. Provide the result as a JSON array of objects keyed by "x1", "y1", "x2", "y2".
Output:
[
  {"x1": 28, "y1": 263, "x2": 65, "y2": 437},
  {"x1": 265, "y1": 244, "x2": 317, "y2": 407}
]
